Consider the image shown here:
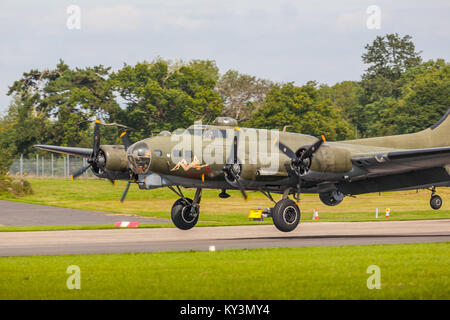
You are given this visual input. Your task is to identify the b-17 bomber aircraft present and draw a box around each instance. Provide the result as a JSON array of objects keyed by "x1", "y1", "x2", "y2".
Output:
[{"x1": 35, "y1": 109, "x2": 450, "y2": 232}]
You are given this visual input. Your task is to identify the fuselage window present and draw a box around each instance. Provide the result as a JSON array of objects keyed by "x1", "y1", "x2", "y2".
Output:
[
  {"x1": 184, "y1": 150, "x2": 193, "y2": 160},
  {"x1": 153, "y1": 150, "x2": 163, "y2": 157},
  {"x1": 172, "y1": 149, "x2": 182, "y2": 157},
  {"x1": 203, "y1": 129, "x2": 227, "y2": 139}
]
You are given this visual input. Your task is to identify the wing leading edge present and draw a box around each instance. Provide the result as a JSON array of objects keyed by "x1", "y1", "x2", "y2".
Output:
[{"x1": 34, "y1": 145, "x2": 92, "y2": 158}]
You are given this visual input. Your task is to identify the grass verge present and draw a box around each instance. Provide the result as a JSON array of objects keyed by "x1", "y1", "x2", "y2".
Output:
[{"x1": 0, "y1": 243, "x2": 448, "y2": 299}]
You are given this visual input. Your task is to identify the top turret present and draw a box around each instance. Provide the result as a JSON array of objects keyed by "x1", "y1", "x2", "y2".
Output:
[{"x1": 212, "y1": 117, "x2": 238, "y2": 127}]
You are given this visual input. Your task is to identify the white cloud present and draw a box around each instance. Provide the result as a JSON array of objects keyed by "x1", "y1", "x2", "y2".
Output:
[
  {"x1": 335, "y1": 10, "x2": 366, "y2": 32},
  {"x1": 84, "y1": 5, "x2": 142, "y2": 31},
  {"x1": 0, "y1": 0, "x2": 449, "y2": 113}
]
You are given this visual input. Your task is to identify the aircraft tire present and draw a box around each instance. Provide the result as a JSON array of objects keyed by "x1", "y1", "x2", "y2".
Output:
[
  {"x1": 272, "y1": 199, "x2": 300, "y2": 232},
  {"x1": 171, "y1": 198, "x2": 199, "y2": 230},
  {"x1": 430, "y1": 195, "x2": 442, "y2": 210}
]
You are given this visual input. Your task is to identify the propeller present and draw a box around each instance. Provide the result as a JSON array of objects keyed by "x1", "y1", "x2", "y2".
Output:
[
  {"x1": 278, "y1": 135, "x2": 326, "y2": 201},
  {"x1": 222, "y1": 127, "x2": 248, "y2": 200},
  {"x1": 70, "y1": 120, "x2": 135, "y2": 201},
  {"x1": 71, "y1": 120, "x2": 102, "y2": 180},
  {"x1": 71, "y1": 121, "x2": 129, "y2": 185}
]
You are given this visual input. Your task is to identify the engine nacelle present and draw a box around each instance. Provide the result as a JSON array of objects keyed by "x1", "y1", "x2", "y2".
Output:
[
  {"x1": 310, "y1": 145, "x2": 352, "y2": 173},
  {"x1": 100, "y1": 145, "x2": 129, "y2": 172},
  {"x1": 240, "y1": 164, "x2": 259, "y2": 181}
]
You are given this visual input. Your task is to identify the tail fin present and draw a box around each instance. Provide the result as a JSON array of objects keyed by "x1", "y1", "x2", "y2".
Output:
[
  {"x1": 424, "y1": 108, "x2": 450, "y2": 148},
  {"x1": 344, "y1": 108, "x2": 450, "y2": 149},
  {"x1": 429, "y1": 109, "x2": 450, "y2": 131}
]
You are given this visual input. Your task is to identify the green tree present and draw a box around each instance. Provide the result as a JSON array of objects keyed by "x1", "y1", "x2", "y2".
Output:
[
  {"x1": 6, "y1": 60, "x2": 120, "y2": 152},
  {"x1": 247, "y1": 83, "x2": 353, "y2": 141},
  {"x1": 380, "y1": 59, "x2": 450, "y2": 134},
  {"x1": 110, "y1": 59, "x2": 223, "y2": 140},
  {"x1": 319, "y1": 81, "x2": 364, "y2": 138},
  {"x1": 361, "y1": 33, "x2": 422, "y2": 104},
  {"x1": 217, "y1": 70, "x2": 273, "y2": 121}
]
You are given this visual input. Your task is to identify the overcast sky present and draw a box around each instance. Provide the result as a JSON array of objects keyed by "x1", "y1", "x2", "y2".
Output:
[{"x1": 1, "y1": 0, "x2": 449, "y2": 114}]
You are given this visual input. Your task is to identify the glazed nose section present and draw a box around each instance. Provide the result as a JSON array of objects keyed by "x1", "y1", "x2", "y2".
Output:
[{"x1": 127, "y1": 141, "x2": 151, "y2": 174}]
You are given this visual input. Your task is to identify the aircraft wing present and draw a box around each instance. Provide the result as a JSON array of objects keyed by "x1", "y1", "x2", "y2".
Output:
[
  {"x1": 34, "y1": 145, "x2": 92, "y2": 158},
  {"x1": 351, "y1": 146, "x2": 450, "y2": 174}
]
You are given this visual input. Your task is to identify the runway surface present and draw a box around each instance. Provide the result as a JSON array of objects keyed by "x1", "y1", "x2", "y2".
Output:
[
  {"x1": 0, "y1": 200, "x2": 169, "y2": 226},
  {"x1": 0, "y1": 219, "x2": 449, "y2": 256}
]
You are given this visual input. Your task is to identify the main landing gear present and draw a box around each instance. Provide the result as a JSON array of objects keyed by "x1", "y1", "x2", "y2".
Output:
[
  {"x1": 169, "y1": 186, "x2": 202, "y2": 230},
  {"x1": 260, "y1": 188, "x2": 301, "y2": 232},
  {"x1": 271, "y1": 198, "x2": 301, "y2": 232},
  {"x1": 429, "y1": 187, "x2": 442, "y2": 210}
]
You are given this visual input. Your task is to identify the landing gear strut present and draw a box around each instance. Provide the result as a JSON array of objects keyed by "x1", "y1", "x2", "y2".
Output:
[
  {"x1": 429, "y1": 187, "x2": 442, "y2": 210},
  {"x1": 169, "y1": 187, "x2": 202, "y2": 230}
]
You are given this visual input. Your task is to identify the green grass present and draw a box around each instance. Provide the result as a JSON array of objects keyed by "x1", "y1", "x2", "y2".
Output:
[
  {"x1": 2, "y1": 178, "x2": 450, "y2": 231},
  {"x1": 0, "y1": 243, "x2": 448, "y2": 299}
]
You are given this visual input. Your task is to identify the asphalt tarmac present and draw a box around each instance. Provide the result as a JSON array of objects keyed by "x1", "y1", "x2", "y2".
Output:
[
  {"x1": 0, "y1": 219, "x2": 449, "y2": 256},
  {"x1": 0, "y1": 200, "x2": 169, "y2": 226}
]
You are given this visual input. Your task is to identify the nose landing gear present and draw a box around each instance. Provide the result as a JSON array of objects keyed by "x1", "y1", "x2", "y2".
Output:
[{"x1": 429, "y1": 187, "x2": 442, "y2": 210}]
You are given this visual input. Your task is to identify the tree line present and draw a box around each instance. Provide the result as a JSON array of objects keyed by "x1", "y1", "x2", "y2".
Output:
[{"x1": 1, "y1": 33, "x2": 449, "y2": 173}]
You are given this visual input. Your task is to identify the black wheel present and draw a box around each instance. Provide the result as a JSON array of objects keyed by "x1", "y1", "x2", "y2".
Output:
[
  {"x1": 171, "y1": 198, "x2": 199, "y2": 230},
  {"x1": 272, "y1": 199, "x2": 301, "y2": 232},
  {"x1": 430, "y1": 195, "x2": 442, "y2": 210},
  {"x1": 319, "y1": 190, "x2": 344, "y2": 206}
]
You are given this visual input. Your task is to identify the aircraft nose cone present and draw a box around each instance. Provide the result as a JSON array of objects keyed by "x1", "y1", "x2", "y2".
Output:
[{"x1": 127, "y1": 141, "x2": 151, "y2": 174}]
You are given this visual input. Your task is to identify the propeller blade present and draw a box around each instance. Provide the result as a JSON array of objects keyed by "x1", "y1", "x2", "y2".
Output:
[
  {"x1": 233, "y1": 134, "x2": 238, "y2": 164},
  {"x1": 226, "y1": 128, "x2": 240, "y2": 165},
  {"x1": 278, "y1": 142, "x2": 296, "y2": 159},
  {"x1": 71, "y1": 164, "x2": 91, "y2": 180},
  {"x1": 299, "y1": 136, "x2": 325, "y2": 161},
  {"x1": 120, "y1": 180, "x2": 131, "y2": 203},
  {"x1": 296, "y1": 175, "x2": 301, "y2": 202},
  {"x1": 92, "y1": 120, "x2": 101, "y2": 157},
  {"x1": 120, "y1": 131, "x2": 132, "y2": 151},
  {"x1": 229, "y1": 170, "x2": 248, "y2": 201}
]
